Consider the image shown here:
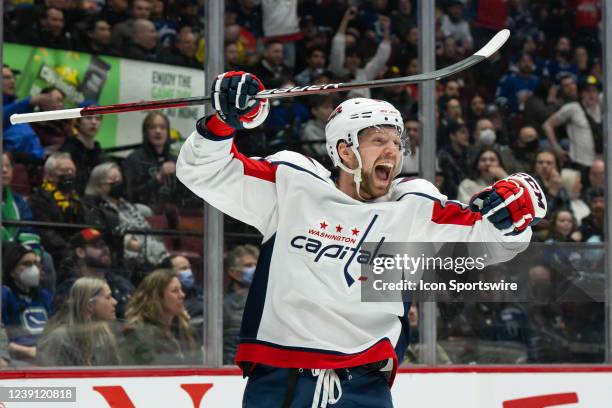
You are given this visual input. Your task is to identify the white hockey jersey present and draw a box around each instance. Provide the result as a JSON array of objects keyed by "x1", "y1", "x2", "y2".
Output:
[{"x1": 176, "y1": 128, "x2": 532, "y2": 379}]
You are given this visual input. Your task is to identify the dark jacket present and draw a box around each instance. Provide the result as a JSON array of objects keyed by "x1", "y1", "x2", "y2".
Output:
[
  {"x1": 160, "y1": 50, "x2": 201, "y2": 69},
  {"x1": 580, "y1": 214, "x2": 604, "y2": 242},
  {"x1": 122, "y1": 135, "x2": 178, "y2": 207},
  {"x1": 60, "y1": 137, "x2": 109, "y2": 194},
  {"x1": 29, "y1": 187, "x2": 92, "y2": 265},
  {"x1": 120, "y1": 42, "x2": 158, "y2": 62},
  {"x1": 251, "y1": 59, "x2": 292, "y2": 89},
  {"x1": 437, "y1": 145, "x2": 469, "y2": 199},
  {"x1": 223, "y1": 288, "x2": 248, "y2": 365},
  {"x1": 120, "y1": 322, "x2": 202, "y2": 365},
  {"x1": 534, "y1": 175, "x2": 571, "y2": 215}
]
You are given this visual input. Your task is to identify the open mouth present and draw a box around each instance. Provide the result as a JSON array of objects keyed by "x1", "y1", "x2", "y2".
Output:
[{"x1": 374, "y1": 163, "x2": 394, "y2": 183}]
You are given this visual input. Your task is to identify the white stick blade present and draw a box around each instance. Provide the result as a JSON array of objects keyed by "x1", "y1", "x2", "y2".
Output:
[
  {"x1": 10, "y1": 108, "x2": 83, "y2": 124},
  {"x1": 474, "y1": 29, "x2": 510, "y2": 58}
]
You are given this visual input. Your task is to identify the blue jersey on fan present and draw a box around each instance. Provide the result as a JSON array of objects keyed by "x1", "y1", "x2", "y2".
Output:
[
  {"x1": 495, "y1": 72, "x2": 539, "y2": 113},
  {"x1": 1, "y1": 286, "x2": 52, "y2": 347}
]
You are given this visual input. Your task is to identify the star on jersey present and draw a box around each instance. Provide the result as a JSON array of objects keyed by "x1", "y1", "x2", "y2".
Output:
[{"x1": 320, "y1": 221, "x2": 328, "y2": 229}]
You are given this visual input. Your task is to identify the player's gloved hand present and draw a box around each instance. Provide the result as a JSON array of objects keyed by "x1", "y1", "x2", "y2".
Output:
[
  {"x1": 207, "y1": 71, "x2": 269, "y2": 134},
  {"x1": 469, "y1": 173, "x2": 548, "y2": 235}
]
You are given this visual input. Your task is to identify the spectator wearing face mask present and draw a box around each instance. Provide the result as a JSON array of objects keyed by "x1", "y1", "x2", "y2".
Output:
[
  {"x1": 55, "y1": 229, "x2": 134, "y2": 319},
  {"x1": 83, "y1": 162, "x2": 170, "y2": 279},
  {"x1": 511, "y1": 126, "x2": 540, "y2": 174},
  {"x1": 223, "y1": 244, "x2": 259, "y2": 365},
  {"x1": 2, "y1": 242, "x2": 52, "y2": 364},
  {"x1": 160, "y1": 255, "x2": 203, "y2": 320},
  {"x1": 29, "y1": 152, "x2": 93, "y2": 267},
  {"x1": 467, "y1": 118, "x2": 517, "y2": 172}
]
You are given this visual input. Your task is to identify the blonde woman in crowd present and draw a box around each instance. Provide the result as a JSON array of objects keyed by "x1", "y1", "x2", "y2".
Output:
[
  {"x1": 560, "y1": 168, "x2": 590, "y2": 226},
  {"x1": 120, "y1": 269, "x2": 201, "y2": 365},
  {"x1": 37, "y1": 277, "x2": 120, "y2": 366}
]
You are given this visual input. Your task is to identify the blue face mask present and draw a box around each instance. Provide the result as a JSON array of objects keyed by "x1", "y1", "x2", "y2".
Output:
[
  {"x1": 242, "y1": 266, "x2": 256, "y2": 287},
  {"x1": 178, "y1": 268, "x2": 194, "y2": 288}
]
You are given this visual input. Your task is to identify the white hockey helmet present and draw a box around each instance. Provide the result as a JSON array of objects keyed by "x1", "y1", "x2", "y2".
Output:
[{"x1": 325, "y1": 98, "x2": 405, "y2": 197}]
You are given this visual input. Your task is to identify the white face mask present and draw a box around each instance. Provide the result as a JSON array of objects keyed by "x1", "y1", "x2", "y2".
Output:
[
  {"x1": 479, "y1": 128, "x2": 496, "y2": 145},
  {"x1": 20, "y1": 265, "x2": 40, "y2": 288}
]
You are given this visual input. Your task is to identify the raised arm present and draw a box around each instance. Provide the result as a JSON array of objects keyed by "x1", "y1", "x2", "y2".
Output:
[
  {"x1": 361, "y1": 15, "x2": 392, "y2": 80},
  {"x1": 176, "y1": 72, "x2": 277, "y2": 235},
  {"x1": 329, "y1": 6, "x2": 357, "y2": 76}
]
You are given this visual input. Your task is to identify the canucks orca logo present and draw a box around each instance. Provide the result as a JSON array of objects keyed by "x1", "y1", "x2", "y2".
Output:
[
  {"x1": 290, "y1": 215, "x2": 387, "y2": 287},
  {"x1": 21, "y1": 307, "x2": 49, "y2": 335}
]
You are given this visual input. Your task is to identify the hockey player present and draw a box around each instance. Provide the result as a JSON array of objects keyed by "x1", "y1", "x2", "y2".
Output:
[{"x1": 176, "y1": 71, "x2": 547, "y2": 407}]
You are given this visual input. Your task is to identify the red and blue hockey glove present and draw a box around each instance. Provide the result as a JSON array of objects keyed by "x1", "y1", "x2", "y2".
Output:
[
  {"x1": 469, "y1": 173, "x2": 548, "y2": 235},
  {"x1": 207, "y1": 71, "x2": 269, "y2": 134}
]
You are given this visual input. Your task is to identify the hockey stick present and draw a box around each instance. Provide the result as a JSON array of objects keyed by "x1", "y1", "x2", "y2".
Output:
[{"x1": 10, "y1": 30, "x2": 509, "y2": 125}]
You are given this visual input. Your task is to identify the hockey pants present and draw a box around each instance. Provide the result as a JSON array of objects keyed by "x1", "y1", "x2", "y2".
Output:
[{"x1": 242, "y1": 364, "x2": 394, "y2": 408}]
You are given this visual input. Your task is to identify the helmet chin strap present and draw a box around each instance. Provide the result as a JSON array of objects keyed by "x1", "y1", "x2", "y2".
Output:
[{"x1": 337, "y1": 145, "x2": 368, "y2": 201}]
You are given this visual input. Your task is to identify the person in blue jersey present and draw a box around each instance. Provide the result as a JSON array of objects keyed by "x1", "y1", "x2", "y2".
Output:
[
  {"x1": 2, "y1": 241, "x2": 52, "y2": 364},
  {"x1": 495, "y1": 52, "x2": 539, "y2": 113},
  {"x1": 176, "y1": 71, "x2": 548, "y2": 407}
]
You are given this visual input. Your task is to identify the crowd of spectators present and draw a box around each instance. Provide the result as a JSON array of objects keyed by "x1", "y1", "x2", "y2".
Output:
[{"x1": 1, "y1": 0, "x2": 607, "y2": 366}]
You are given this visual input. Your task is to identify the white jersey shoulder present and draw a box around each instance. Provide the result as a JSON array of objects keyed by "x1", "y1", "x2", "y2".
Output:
[
  {"x1": 386, "y1": 177, "x2": 446, "y2": 202},
  {"x1": 266, "y1": 150, "x2": 333, "y2": 181}
]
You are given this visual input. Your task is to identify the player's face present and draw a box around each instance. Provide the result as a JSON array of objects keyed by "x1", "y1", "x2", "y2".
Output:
[{"x1": 358, "y1": 126, "x2": 402, "y2": 199}]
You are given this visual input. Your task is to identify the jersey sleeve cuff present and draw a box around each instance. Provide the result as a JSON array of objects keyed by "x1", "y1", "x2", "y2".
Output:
[{"x1": 196, "y1": 114, "x2": 235, "y2": 140}]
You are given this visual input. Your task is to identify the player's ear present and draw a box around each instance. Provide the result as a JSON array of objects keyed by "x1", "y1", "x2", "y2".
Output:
[{"x1": 337, "y1": 140, "x2": 355, "y2": 166}]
